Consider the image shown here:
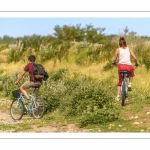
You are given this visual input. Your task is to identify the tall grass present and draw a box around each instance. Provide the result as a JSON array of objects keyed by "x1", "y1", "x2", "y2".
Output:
[{"x1": 1, "y1": 34, "x2": 150, "y2": 128}]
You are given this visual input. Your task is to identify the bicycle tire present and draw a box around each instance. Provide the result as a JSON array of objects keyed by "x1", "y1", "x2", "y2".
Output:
[
  {"x1": 10, "y1": 99, "x2": 24, "y2": 120},
  {"x1": 32, "y1": 97, "x2": 45, "y2": 119},
  {"x1": 121, "y1": 79, "x2": 126, "y2": 106}
]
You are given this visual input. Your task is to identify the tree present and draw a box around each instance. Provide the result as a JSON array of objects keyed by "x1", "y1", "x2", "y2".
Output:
[
  {"x1": 84, "y1": 24, "x2": 106, "y2": 43},
  {"x1": 53, "y1": 25, "x2": 64, "y2": 40}
]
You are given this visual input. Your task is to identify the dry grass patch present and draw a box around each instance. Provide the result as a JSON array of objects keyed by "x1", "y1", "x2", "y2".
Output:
[
  {"x1": 1, "y1": 62, "x2": 25, "y2": 75},
  {"x1": 0, "y1": 49, "x2": 9, "y2": 63},
  {"x1": 0, "y1": 49, "x2": 9, "y2": 55},
  {"x1": 0, "y1": 56, "x2": 6, "y2": 63},
  {"x1": 44, "y1": 60, "x2": 111, "y2": 80}
]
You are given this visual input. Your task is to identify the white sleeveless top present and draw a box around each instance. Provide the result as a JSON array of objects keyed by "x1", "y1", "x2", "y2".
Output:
[{"x1": 118, "y1": 47, "x2": 132, "y2": 65}]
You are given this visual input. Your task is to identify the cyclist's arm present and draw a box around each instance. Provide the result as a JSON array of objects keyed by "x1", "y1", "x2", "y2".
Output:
[
  {"x1": 128, "y1": 47, "x2": 138, "y2": 65},
  {"x1": 112, "y1": 48, "x2": 119, "y2": 63},
  {"x1": 15, "y1": 70, "x2": 26, "y2": 85}
]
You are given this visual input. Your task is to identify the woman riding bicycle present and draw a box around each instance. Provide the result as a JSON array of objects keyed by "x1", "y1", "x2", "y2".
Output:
[{"x1": 112, "y1": 37, "x2": 138, "y2": 101}]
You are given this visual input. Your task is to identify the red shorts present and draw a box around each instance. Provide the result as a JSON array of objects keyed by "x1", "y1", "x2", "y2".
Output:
[{"x1": 117, "y1": 64, "x2": 135, "y2": 86}]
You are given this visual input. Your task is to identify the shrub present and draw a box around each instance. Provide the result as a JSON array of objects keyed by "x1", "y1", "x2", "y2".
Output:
[
  {"x1": 57, "y1": 74, "x2": 120, "y2": 126},
  {"x1": 3, "y1": 68, "x2": 120, "y2": 127}
]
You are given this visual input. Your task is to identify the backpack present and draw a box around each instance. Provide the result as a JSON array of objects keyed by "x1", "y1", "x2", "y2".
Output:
[{"x1": 33, "y1": 63, "x2": 49, "y2": 81}]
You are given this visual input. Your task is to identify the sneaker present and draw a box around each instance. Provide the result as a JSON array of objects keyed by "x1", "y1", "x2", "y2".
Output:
[
  {"x1": 116, "y1": 96, "x2": 120, "y2": 101},
  {"x1": 128, "y1": 84, "x2": 132, "y2": 91}
]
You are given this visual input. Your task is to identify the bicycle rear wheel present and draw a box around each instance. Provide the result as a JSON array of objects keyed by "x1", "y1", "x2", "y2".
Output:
[
  {"x1": 121, "y1": 80, "x2": 126, "y2": 106},
  {"x1": 32, "y1": 97, "x2": 45, "y2": 119},
  {"x1": 10, "y1": 99, "x2": 24, "y2": 120}
]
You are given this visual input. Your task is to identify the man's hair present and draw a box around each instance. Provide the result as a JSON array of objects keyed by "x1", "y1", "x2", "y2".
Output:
[{"x1": 28, "y1": 55, "x2": 36, "y2": 62}]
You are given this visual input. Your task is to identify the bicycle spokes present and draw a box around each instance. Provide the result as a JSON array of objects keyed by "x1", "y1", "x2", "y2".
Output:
[
  {"x1": 10, "y1": 99, "x2": 24, "y2": 120},
  {"x1": 31, "y1": 97, "x2": 45, "y2": 119},
  {"x1": 10, "y1": 94, "x2": 45, "y2": 120}
]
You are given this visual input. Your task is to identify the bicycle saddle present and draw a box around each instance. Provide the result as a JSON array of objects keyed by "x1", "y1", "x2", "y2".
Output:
[
  {"x1": 120, "y1": 70, "x2": 129, "y2": 77},
  {"x1": 119, "y1": 70, "x2": 129, "y2": 74},
  {"x1": 32, "y1": 85, "x2": 40, "y2": 88}
]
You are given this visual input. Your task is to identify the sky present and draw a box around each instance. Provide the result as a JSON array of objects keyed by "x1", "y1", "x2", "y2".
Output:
[
  {"x1": 1, "y1": 17, "x2": 150, "y2": 38},
  {"x1": 1, "y1": 0, "x2": 150, "y2": 38}
]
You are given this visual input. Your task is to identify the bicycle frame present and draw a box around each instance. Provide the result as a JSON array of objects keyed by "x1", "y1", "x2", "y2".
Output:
[
  {"x1": 18, "y1": 93, "x2": 35, "y2": 114},
  {"x1": 120, "y1": 71, "x2": 129, "y2": 106},
  {"x1": 10, "y1": 87, "x2": 45, "y2": 120},
  {"x1": 120, "y1": 71, "x2": 128, "y2": 94}
]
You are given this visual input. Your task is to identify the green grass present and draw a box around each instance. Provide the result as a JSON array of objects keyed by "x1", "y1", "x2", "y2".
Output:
[
  {"x1": 1, "y1": 42, "x2": 150, "y2": 132},
  {"x1": 0, "y1": 67, "x2": 150, "y2": 132},
  {"x1": 0, "y1": 102, "x2": 148, "y2": 133}
]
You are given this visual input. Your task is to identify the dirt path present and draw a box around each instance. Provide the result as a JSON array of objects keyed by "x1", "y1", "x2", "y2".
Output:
[
  {"x1": 1, "y1": 98, "x2": 150, "y2": 132},
  {"x1": 0, "y1": 98, "x2": 89, "y2": 133}
]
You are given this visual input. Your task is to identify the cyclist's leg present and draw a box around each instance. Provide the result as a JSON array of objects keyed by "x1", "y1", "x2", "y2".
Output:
[
  {"x1": 32, "y1": 82, "x2": 42, "y2": 98},
  {"x1": 128, "y1": 77, "x2": 133, "y2": 90},
  {"x1": 20, "y1": 81, "x2": 33, "y2": 100},
  {"x1": 128, "y1": 65, "x2": 135, "y2": 91},
  {"x1": 116, "y1": 65, "x2": 123, "y2": 100},
  {"x1": 129, "y1": 77, "x2": 133, "y2": 82}
]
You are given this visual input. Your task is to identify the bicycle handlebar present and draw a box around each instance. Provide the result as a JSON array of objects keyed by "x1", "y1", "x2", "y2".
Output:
[{"x1": 112, "y1": 61, "x2": 139, "y2": 67}]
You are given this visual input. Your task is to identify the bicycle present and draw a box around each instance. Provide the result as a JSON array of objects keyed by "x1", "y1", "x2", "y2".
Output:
[
  {"x1": 112, "y1": 62, "x2": 139, "y2": 106},
  {"x1": 120, "y1": 70, "x2": 129, "y2": 106},
  {"x1": 10, "y1": 86, "x2": 45, "y2": 120}
]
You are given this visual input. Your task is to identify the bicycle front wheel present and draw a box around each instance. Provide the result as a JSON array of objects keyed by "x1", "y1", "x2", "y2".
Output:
[
  {"x1": 10, "y1": 99, "x2": 24, "y2": 120},
  {"x1": 32, "y1": 97, "x2": 45, "y2": 119},
  {"x1": 121, "y1": 80, "x2": 126, "y2": 106}
]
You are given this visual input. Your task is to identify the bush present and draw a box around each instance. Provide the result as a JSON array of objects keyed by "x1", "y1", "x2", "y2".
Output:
[
  {"x1": 3, "y1": 68, "x2": 120, "y2": 127},
  {"x1": 57, "y1": 74, "x2": 120, "y2": 126}
]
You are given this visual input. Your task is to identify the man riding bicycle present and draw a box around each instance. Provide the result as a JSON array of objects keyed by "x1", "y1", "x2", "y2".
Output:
[{"x1": 15, "y1": 55, "x2": 42, "y2": 103}]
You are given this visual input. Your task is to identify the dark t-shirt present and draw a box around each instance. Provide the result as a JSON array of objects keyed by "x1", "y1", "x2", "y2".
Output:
[{"x1": 24, "y1": 62, "x2": 42, "y2": 82}]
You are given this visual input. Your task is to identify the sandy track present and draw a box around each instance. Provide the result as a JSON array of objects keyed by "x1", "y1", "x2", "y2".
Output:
[{"x1": 0, "y1": 98, "x2": 88, "y2": 133}]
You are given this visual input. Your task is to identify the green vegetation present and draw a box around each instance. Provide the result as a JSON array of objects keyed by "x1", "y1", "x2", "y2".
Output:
[{"x1": 0, "y1": 25, "x2": 150, "y2": 132}]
